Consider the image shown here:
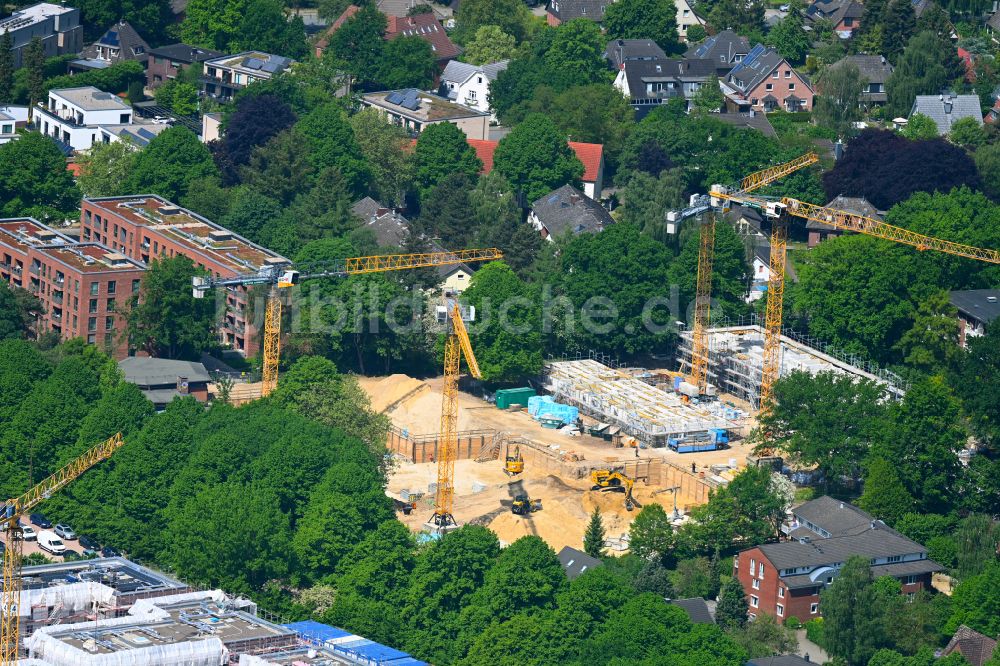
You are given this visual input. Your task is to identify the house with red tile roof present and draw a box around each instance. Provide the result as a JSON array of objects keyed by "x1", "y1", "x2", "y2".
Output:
[
  {"x1": 386, "y1": 13, "x2": 460, "y2": 66},
  {"x1": 942, "y1": 626, "x2": 997, "y2": 666},
  {"x1": 466, "y1": 138, "x2": 605, "y2": 199}
]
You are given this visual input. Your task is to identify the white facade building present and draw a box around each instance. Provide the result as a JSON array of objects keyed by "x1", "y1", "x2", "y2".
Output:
[
  {"x1": 439, "y1": 60, "x2": 508, "y2": 120},
  {"x1": 34, "y1": 87, "x2": 133, "y2": 152},
  {"x1": 0, "y1": 105, "x2": 30, "y2": 144},
  {"x1": 675, "y1": 0, "x2": 705, "y2": 41}
]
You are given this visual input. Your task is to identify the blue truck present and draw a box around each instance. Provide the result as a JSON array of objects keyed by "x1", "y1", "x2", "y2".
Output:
[{"x1": 667, "y1": 429, "x2": 729, "y2": 453}]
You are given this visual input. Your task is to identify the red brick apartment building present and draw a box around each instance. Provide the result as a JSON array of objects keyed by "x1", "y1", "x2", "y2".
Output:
[
  {"x1": 735, "y1": 496, "x2": 943, "y2": 624},
  {"x1": 80, "y1": 196, "x2": 289, "y2": 356},
  {"x1": 0, "y1": 218, "x2": 145, "y2": 357}
]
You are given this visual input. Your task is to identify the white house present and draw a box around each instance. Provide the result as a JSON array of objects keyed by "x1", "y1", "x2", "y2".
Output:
[
  {"x1": 97, "y1": 123, "x2": 170, "y2": 148},
  {"x1": 675, "y1": 0, "x2": 705, "y2": 41},
  {"x1": 33, "y1": 87, "x2": 133, "y2": 151},
  {"x1": 438, "y1": 60, "x2": 509, "y2": 120},
  {"x1": 0, "y1": 105, "x2": 30, "y2": 145}
]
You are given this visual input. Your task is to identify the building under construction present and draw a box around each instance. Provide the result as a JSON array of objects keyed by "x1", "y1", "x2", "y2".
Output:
[
  {"x1": 14, "y1": 557, "x2": 428, "y2": 666},
  {"x1": 677, "y1": 324, "x2": 907, "y2": 407},
  {"x1": 543, "y1": 359, "x2": 738, "y2": 447}
]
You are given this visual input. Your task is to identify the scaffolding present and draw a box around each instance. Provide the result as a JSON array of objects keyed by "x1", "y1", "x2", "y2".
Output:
[
  {"x1": 543, "y1": 360, "x2": 734, "y2": 447},
  {"x1": 676, "y1": 323, "x2": 907, "y2": 407}
]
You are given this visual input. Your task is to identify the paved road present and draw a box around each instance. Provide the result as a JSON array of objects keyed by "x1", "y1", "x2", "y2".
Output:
[{"x1": 795, "y1": 628, "x2": 830, "y2": 664}]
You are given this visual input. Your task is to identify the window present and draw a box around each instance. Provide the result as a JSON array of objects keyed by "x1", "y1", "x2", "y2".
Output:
[
  {"x1": 83, "y1": 228, "x2": 91, "y2": 241},
  {"x1": 106, "y1": 298, "x2": 115, "y2": 311},
  {"x1": 89, "y1": 298, "x2": 98, "y2": 313},
  {"x1": 107, "y1": 280, "x2": 116, "y2": 295},
  {"x1": 132, "y1": 279, "x2": 141, "y2": 293},
  {"x1": 104, "y1": 332, "x2": 113, "y2": 347},
  {"x1": 88, "y1": 317, "x2": 96, "y2": 332},
  {"x1": 683, "y1": 8, "x2": 690, "y2": 14},
  {"x1": 789, "y1": 83, "x2": 795, "y2": 91},
  {"x1": 105, "y1": 316, "x2": 114, "y2": 330},
  {"x1": 477, "y1": 76, "x2": 482, "y2": 83},
  {"x1": 734, "y1": 557, "x2": 739, "y2": 569},
  {"x1": 750, "y1": 558, "x2": 756, "y2": 572},
  {"x1": 887, "y1": 555, "x2": 901, "y2": 563},
  {"x1": 750, "y1": 595, "x2": 759, "y2": 608},
  {"x1": 810, "y1": 603, "x2": 819, "y2": 614},
  {"x1": 785, "y1": 70, "x2": 791, "y2": 78},
  {"x1": 766, "y1": 83, "x2": 773, "y2": 91},
  {"x1": 903, "y1": 575, "x2": 918, "y2": 585},
  {"x1": 73, "y1": 296, "x2": 78, "y2": 310},
  {"x1": 469, "y1": 90, "x2": 477, "y2": 100},
  {"x1": 90, "y1": 282, "x2": 99, "y2": 295},
  {"x1": 752, "y1": 578, "x2": 760, "y2": 590},
  {"x1": 778, "y1": 587, "x2": 785, "y2": 598},
  {"x1": 85, "y1": 210, "x2": 92, "y2": 224},
  {"x1": 776, "y1": 604, "x2": 784, "y2": 617},
  {"x1": 87, "y1": 334, "x2": 96, "y2": 344},
  {"x1": 772, "y1": 71, "x2": 779, "y2": 78},
  {"x1": 758, "y1": 562, "x2": 765, "y2": 579}
]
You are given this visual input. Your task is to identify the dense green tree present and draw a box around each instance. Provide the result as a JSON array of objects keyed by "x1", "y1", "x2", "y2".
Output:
[
  {"x1": 494, "y1": 113, "x2": 584, "y2": 202},
  {"x1": 953, "y1": 513, "x2": 999, "y2": 580},
  {"x1": 757, "y1": 371, "x2": 888, "y2": 483},
  {"x1": 881, "y1": 0, "x2": 917, "y2": 60},
  {"x1": 180, "y1": 0, "x2": 247, "y2": 50},
  {"x1": 126, "y1": 255, "x2": 216, "y2": 360},
  {"x1": 946, "y1": 562, "x2": 1000, "y2": 635},
  {"x1": 544, "y1": 19, "x2": 610, "y2": 90},
  {"x1": 629, "y1": 504, "x2": 675, "y2": 564},
  {"x1": 604, "y1": 0, "x2": 681, "y2": 54},
  {"x1": 708, "y1": 0, "x2": 766, "y2": 34},
  {"x1": 821, "y1": 556, "x2": 886, "y2": 666},
  {"x1": 129, "y1": 127, "x2": 219, "y2": 202},
  {"x1": 0, "y1": 284, "x2": 42, "y2": 342},
  {"x1": 325, "y1": 4, "x2": 387, "y2": 88},
  {"x1": 952, "y1": 323, "x2": 1000, "y2": 447},
  {"x1": 454, "y1": 0, "x2": 531, "y2": 43},
  {"x1": 24, "y1": 37, "x2": 45, "y2": 108},
  {"x1": 213, "y1": 94, "x2": 296, "y2": 185},
  {"x1": 234, "y1": 0, "x2": 307, "y2": 59},
  {"x1": 220, "y1": 186, "x2": 282, "y2": 243},
  {"x1": 814, "y1": 62, "x2": 865, "y2": 139},
  {"x1": 180, "y1": 176, "x2": 232, "y2": 223},
  {"x1": 902, "y1": 112, "x2": 939, "y2": 140},
  {"x1": 272, "y1": 167, "x2": 360, "y2": 253},
  {"x1": 75, "y1": 0, "x2": 172, "y2": 43},
  {"x1": 958, "y1": 454, "x2": 1000, "y2": 516},
  {"x1": 583, "y1": 507, "x2": 606, "y2": 557},
  {"x1": 618, "y1": 169, "x2": 685, "y2": 242},
  {"x1": 413, "y1": 122, "x2": 482, "y2": 198},
  {"x1": 692, "y1": 75, "x2": 724, "y2": 113},
  {"x1": 672, "y1": 556, "x2": 713, "y2": 598},
  {"x1": 76, "y1": 140, "x2": 138, "y2": 197},
  {"x1": 716, "y1": 576, "x2": 749, "y2": 629},
  {"x1": 950, "y1": 116, "x2": 987, "y2": 149},
  {"x1": 858, "y1": 457, "x2": 915, "y2": 525},
  {"x1": 470, "y1": 172, "x2": 539, "y2": 275},
  {"x1": 349, "y1": 108, "x2": 413, "y2": 207},
  {"x1": 461, "y1": 261, "x2": 543, "y2": 383},
  {"x1": 0, "y1": 131, "x2": 81, "y2": 222},
  {"x1": 767, "y1": 9, "x2": 811, "y2": 64},
  {"x1": 294, "y1": 103, "x2": 370, "y2": 195},
  {"x1": 0, "y1": 30, "x2": 13, "y2": 103},
  {"x1": 240, "y1": 130, "x2": 314, "y2": 206},
  {"x1": 730, "y1": 614, "x2": 798, "y2": 658},
  {"x1": 634, "y1": 559, "x2": 673, "y2": 597},
  {"x1": 317, "y1": 0, "x2": 351, "y2": 20},
  {"x1": 874, "y1": 377, "x2": 964, "y2": 514},
  {"x1": 974, "y1": 141, "x2": 1000, "y2": 199},
  {"x1": 154, "y1": 79, "x2": 199, "y2": 115},
  {"x1": 886, "y1": 32, "x2": 964, "y2": 117},
  {"x1": 417, "y1": 173, "x2": 478, "y2": 248},
  {"x1": 0, "y1": 340, "x2": 50, "y2": 427},
  {"x1": 377, "y1": 36, "x2": 436, "y2": 89},
  {"x1": 403, "y1": 526, "x2": 501, "y2": 664},
  {"x1": 462, "y1": 25, "x2": 517, "y2": 65}
]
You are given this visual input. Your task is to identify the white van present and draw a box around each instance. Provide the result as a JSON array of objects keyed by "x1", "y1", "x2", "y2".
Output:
[{"x1": 37, "y1": 530, "x2": 66, "y2": 555}]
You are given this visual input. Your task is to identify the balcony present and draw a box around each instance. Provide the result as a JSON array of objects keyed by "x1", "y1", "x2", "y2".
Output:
[
  {"x1": 55, "y1": 275, "x2": 65, "y2": 285},
  {"x1": 29, "y1": 264, "x2": 40, "y2": 275},
  {"x1": 51, "y1": 310, "x2": 62, "y2": 321},
  {"x1": 52, "y1": 292, "x2": 63, "y2": 304},
  {"x1": 36, "y1": 104, "x2": 86, "y2": 128},
  {"x1": 0, "y1": 262, "x2": 22, "y2": 275}
]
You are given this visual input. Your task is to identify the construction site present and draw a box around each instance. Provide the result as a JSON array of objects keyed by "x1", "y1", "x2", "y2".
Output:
[{"x1": 11, "y1": 557, "x2": 427, "y2": 666}]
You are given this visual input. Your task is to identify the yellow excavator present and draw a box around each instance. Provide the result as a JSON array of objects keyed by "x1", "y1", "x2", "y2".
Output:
[
  {"x1": 504, "y1": 443, "x2": 524, "y2": 476},
  {"x1": 590, "y1": 469, "x2": 640, "y2": 511},
  {"x1": 511, "y1": 494, "x2": 542, "y2": 515}
]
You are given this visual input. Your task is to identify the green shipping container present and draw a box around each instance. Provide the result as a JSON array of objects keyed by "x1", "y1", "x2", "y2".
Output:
[{"x1": 495, "y1": 387, "x2": 536, "y2": 409}]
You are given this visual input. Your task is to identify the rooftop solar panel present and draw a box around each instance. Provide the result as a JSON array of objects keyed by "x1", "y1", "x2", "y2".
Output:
[
  {"x1": 386, "y1": 91, "x2": 405, "y2": 104},
  {"x1": 244, "y1": 57, "x2": 263, "y2": 69},
  {"x1": 136, "y1": 127, "x2": 157, "y2": 139}
]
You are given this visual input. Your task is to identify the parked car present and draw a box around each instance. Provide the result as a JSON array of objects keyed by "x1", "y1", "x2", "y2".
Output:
[
  {"x1": 62, "y1": 549, "x2": 81, "y2": 560},
  {"x1": 779, "y1": 4, "x2": 790, "y2": 9},
  {"x1": 30, "y1": 513, "x2": 51, "y2": 528},
  {"x1": 17, "y1": 525, "x2": 37, "y2": 541},
  {"x1": 37, "y1": 530, "x2": 66, "y2": 555},
  {"x1": 152, "y1": 116, "x2": 170, "y2": 124},
  {"x1": 100, "y1": 546, "x2": 119, "y2": 558},
  {"x1": 79, "y1": 535, "x2": 100, "y2": 551},
  {"x1": 54, "y1": 524, "x2": 77, "y2": 540}
]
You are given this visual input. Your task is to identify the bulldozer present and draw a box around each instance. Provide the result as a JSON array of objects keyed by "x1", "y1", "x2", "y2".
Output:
[
  {"x1": 590, "y1": 469, "x2": 640, "y2": 511},
  {"x1": 504, "y1": 444, "x2": 524, "y2": 476},
  {"x1": 511, "y1": 494, "x2": 542, "y2": 515}
]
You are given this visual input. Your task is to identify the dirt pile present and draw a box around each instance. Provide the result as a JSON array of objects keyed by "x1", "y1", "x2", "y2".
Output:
[{"x1": 366, "y1": 374, "x2": 429, "y2": 413}]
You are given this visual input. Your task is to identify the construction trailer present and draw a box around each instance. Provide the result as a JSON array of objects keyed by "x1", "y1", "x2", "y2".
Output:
[
  {"x1": 675, "y1": 324, "x2": 906, "y2": 407},
  {"x1": 543, "y1": 359, "x2": 735, "y2": 448}
]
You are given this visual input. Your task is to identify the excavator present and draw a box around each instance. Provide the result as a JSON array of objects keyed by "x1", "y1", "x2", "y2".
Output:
[
  {"x1": 504, "y1": 443, "x2": 524, "y2": 476},
  {"x1": 590, "y1": 469, "x2": 640, "y2": 511},
  {"x1": 511, "y1": 494, "x2": 542, "y2": 515}
]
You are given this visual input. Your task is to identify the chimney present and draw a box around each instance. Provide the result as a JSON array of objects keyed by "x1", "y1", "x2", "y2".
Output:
[
  {"x1": 839, "y1": 502, "x2": 844, "y2": 509},
  {"x1": 569, "y1": 192, "x2": 581, "y2": 204},
  {"x1": 834, "y1": 139, "x2": 844, "y2": 161},
  {"x1": 871, "y1": 520, "x2": 876, "y2": 530},
  {"x1": 880, "y1": 56, "x2": 885, "y2": 64}
]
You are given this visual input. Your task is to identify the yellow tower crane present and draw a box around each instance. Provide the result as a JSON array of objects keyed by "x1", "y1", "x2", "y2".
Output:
[
  {"x1": 1, "y1": 433, "x2": 125, "y2": 666},
  {"x1": 709, "y1": 176, "x2": 1000, "y2": 415},
  {"x1": 431, "y1": 294, "x2": 482, "y2": 530},
  {"x1": 193, "y1": 249, "x2": 502, "y2": 397},
  {"x1": 672, "y1": 153, "x2": 818, "y2": 394}
]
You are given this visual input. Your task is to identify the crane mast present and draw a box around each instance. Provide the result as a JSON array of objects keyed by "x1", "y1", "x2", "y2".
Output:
[
  {"x1": 683, "y1": 153, "x2": 819, "y2": 393},
  {"x1": 432, "y1": 298, "x2": 481, "y2": 529},
  {"x1": 1, "y1": 433, "x2": 125, "y2": 665}
]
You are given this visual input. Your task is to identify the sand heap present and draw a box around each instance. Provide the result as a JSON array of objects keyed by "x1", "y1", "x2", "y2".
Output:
[{"x1": 367, "y1": 374, "x2": 429, "y2": 413}]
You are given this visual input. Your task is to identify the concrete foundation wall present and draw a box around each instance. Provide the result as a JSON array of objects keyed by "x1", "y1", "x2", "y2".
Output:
[{"x1": 387, "y1": 428, "x2": 494, "y2": 463}]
